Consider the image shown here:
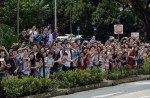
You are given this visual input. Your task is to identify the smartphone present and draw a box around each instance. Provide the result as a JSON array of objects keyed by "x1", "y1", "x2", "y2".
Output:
[
  {"x1": 0, "y1": 58, "x2": 5, "y2": 61},
  {"x1": 107, "y1": 52, "x2": 110, "y2": 55},
  {"x1": 24, "y1": 59, "x2": 28, "y2": 61}
]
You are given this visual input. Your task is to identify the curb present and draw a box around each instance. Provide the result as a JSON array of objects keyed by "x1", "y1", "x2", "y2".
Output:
[
  {"x1": 112, "y1": 75, "x2": 150, "y2": 86},
  {"x1": 23, "y1": 75, "x2": 150, "y2": 98}
]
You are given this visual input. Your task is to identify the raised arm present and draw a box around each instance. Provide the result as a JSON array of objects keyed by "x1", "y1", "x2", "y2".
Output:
[
  {"x1": 22, "y1": 61, "x2": 31, "y2": 73},
  {"x1": 66, "y1": 56, "x2": 78, "y2": 62},
  {"x1": 2, "y1": 47, "x2": 9, "y2": 60},
  {"x1": 71, "y1": 47, "x2": 77, "y2": 53}
]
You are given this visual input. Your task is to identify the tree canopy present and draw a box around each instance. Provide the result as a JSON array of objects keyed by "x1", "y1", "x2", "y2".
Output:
[
  {"x1": 0, "y1": 24, "x2": 18, "y2": 49},
  {"x1": 0, "y1": 0, "x2": 149, "y2": 43}
]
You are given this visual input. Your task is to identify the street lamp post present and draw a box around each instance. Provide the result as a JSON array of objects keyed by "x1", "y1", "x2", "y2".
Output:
[
  {"x1": 54, "y1": 0, "x2": 57, "y2": 29},
  {"x1": 17, "y1": 0, "x2": 20, "y2": 39}
]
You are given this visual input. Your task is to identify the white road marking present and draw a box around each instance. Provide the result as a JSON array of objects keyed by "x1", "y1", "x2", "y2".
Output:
[
  {"x1": 91, "y1": 92, "x2": 122, "y2": 98},
  {"x1": 139, "y1": 96, "x2": 150, "y2": 98}
]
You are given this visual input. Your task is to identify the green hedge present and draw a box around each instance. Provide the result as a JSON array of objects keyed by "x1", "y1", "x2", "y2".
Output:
[
  {"x1": 107, "y1": 66, "x2": 137, "y2": 80},
  {"x1": 1, "y1": 77, "x2": 59, "y2": 97},
  {"x1": 52, "y1": 67, "x2": 104, "y2": 88},
  {"x1": 142, "y1": 59, "x2": 150, "y2": 74},
  {"x1": 1, "y1": 67, "x2": 104, "y2": 97},
  {"x1": 108, "y1": 59, "x2": 150, "y2": 80}
]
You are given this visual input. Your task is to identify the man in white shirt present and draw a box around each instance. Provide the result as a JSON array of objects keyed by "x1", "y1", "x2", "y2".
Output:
[
  {"x1": 48, "y1": 29, "x2": 53, "y2": 47},
  {"x1": 29, "y1": 26, "x2": 37, "y2": 42},
  {"x1": 59, "y1": 42, "x2": 73, "y2": 70}
]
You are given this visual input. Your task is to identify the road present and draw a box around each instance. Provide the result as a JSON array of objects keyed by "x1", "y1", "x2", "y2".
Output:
[{"x1": 53, "y1": 80, "x2": 150, "y2": 98}]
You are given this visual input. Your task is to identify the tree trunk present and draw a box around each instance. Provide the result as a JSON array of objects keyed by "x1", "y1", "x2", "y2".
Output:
[{"x1": 145, "y1": 23, "x2": 150, "y2": 42}]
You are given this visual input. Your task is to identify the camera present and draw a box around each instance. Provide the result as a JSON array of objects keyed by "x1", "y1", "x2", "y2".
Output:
[{"x1": 84, "y1": 43, "x2": 88, "y2": 46}]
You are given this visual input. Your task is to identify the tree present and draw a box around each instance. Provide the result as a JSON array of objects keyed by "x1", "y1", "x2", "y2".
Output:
[
  {"x1": 0, "y1": 24, "x2": 18, "y2": 49},
  {"x1": 71, "y1": 0, "x2": 95, "y2": 35},
  {"x1": 116, "y1": 0, "x2": 150, "y2": 42},
  {"x1": 41, "y1": 0, "x2": 96, "y2": 35},
  {"x1": 0, "y1": 0, "x2": 50, "y2": 31},
  {"x1": 0, "y1": 0, "x2": 146, "y2": 42},
  {"x1": 92, "y1": 0, "x2": 140, "y2": 41}
]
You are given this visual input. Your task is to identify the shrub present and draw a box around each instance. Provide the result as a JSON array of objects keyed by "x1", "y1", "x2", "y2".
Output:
[
  {"x1": 89, "y1": 67, "x2": 104, "y2": 83},
  {"x1": 137, "y1": 66, "x2": 144, "y2": 75},
  {"x1": 108, "y1": 70, "x2": 124, "y2": 80},
  {"x1": 1, "y1": 76, "x2": 58, "y2": 97},
  {"x1": 108, "y1": 59, "x2": 150, "y2": 80},
  {"x1": 52, "y1": 67, "x2": 104, "y2": 88},
  {"x1": 142, "y1": 59, "x2": 150, "y2": 74},
  {"x1": 108, "y1": 66, "x2": 138, "y2": 80},
  {"x1": 1, "y1": 76, "x2": 25, "y2": 97}
]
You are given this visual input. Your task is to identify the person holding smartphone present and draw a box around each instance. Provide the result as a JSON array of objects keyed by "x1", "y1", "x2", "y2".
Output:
[
  {"x1": 0, "y1": 46, "x2": 9, "y2": 61},
  {"x1": 0, "y1": 46, "x2": 9, "y2": 75},
  {"x1": 44, "y1": 52, "x2": 54, "y2": 78},
  {"x1": 56, "y1": 52, "x2": 78, "y2": 71},
  {"x1": 22, "y1": 49, "x2": 31, "y2": 76},
  {"x1": 15, "y1": 49, "x2": 30, "y2": 76}
]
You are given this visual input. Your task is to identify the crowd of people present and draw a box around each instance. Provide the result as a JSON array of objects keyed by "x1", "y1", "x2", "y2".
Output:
[{"x1": 0, "y1": 25, "x2": 150, "y2": 80}]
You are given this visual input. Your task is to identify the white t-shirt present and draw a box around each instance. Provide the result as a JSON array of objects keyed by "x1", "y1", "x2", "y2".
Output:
[
  {"x1": 44, "y1": 57, "x2": 54, "y2": 68},
  {"x1": 48, "y1": 33, "x2": 53, "y2": 43},
  {"x1": 64, "y1": 50, "x2": 72, "y2": 67},
  {"x1": 29, "y1": 30, "x2": 37, "y2": 42},
  {"x1": 60, "y1": 49, "x2": 74, "y2": 67}
]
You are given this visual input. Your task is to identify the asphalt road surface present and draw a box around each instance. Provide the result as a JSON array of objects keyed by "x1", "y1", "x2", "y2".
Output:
[{"x1": 53, "y1": 80, "x2": 150, "y2": 98}]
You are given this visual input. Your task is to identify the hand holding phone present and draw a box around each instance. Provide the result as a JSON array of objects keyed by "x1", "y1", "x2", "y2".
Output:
[{"x1": 0, "y1": 58, "x2": 4, "y2": 62}]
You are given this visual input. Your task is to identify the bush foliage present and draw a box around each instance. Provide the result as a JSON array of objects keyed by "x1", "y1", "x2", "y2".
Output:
[
  {"x1": 0, "y1": 24, "x2": 18, "y2": 49},
  {"x1": 52, "y1": 67, "x2": 104, "y2": 88},
  {"x1": 108, "y1": 59, "x2": 150, "y2": 80},
  {"x1": 1, "y1": 76, "x2": 59, "y2": 97},
  {"x1": 1, "y1": 67, "x2": 104, "y2": 97}
]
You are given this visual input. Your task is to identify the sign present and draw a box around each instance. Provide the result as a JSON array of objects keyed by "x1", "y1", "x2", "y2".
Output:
[
  {"x1": 114, "y1": 25, "x2": 123, "y2": 34},
  {"x1": 147, "y1": 52, "x2": 150, "y2": 60},
  {"x1": 77, "y1": 26, "x2": 80, "y2": 32},
  {"x1": 131, "y1": 32, "x2": 139, "y2": 39}
]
